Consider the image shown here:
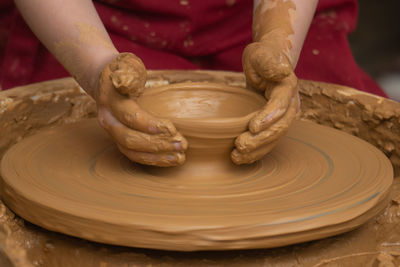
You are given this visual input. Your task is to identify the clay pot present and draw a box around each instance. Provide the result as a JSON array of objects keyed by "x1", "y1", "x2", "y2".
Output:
[{"x1": 137, "y1": 82, "x2": 265, "y2": 177}]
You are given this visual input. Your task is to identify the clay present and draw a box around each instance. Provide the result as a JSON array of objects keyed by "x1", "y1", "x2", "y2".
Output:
[
  {"x1": 0, "y1": 179, "x2": 398, "y2": 266},
  {"x1": 298, "y1": 80, "x2": 400, "y2": 175},
  {"x1": 1, "y1": 115, "x2": 392, "y2": 251},
  {"x1": 137, "y1": 82, "x2": 266, "y2": 163},
  {"x1": 0, "y1": 71, "x2": 399, "y2": 265},
  {"x1": 97, "y1": 53, "x2": 188, "y2": 167}
]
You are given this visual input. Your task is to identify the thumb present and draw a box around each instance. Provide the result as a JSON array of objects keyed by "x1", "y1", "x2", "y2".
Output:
[
  {"x1": 109, "y1": 53, "x2": 147, "y2": 98},
  {"x1": 253, "y1": 48, "x2": 292, "y2": 82}
]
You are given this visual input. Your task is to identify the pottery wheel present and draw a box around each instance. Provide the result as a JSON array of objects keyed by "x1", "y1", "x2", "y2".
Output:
[{"x1": 0, "y1": 119, "x2": 393, "y2": 251}]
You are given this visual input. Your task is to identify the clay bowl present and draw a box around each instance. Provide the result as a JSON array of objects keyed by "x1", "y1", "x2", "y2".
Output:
[{"x1": 137, "y1": 82, "x2": 266, "y2": 163}]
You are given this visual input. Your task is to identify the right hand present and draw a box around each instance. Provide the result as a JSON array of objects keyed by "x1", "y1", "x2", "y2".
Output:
[
  {"x1": 96, "y1": 53, "x2": 188, "y2": 167},
  {"x1": 231, "y1": 39, "x2": 300, "y2": 165}
]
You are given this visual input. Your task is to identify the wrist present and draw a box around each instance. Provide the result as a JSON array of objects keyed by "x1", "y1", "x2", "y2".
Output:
[
  {"x1": 257, "y1": 31, "x2": 294, "y2": 69},
  {"x1": 80, "y1": 49, "x2": 119, "y2": 99}
]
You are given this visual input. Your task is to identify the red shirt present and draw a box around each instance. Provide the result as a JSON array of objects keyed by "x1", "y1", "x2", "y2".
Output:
[{"x1": 0, "y1": 0, "x2": 386, "y2": 96}]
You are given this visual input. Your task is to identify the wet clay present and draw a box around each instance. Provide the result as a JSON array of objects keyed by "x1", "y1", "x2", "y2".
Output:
[
  {"x1": 0, "y1": 71, "x2": 399, "y2": 265},
  {"x1": 1, "y1": 116, "x2": 393, "y2": 251},
  {"x1": 137, "y1": 82, "x2": 265, "y2": 165},
  {"x1": 0, "y1": 179, "x2": 399, "y2": 266},
  {"x1": 298, "y1": 80, "x2": 400, "y2": 175}
]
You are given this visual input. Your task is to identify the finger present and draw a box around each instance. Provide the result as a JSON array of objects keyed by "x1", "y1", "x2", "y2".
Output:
[
  {"x1": 109, "y1": 93, "x2": 177, "y2": 135},
  {"x1": 243, "y1": 64, "x2": 263, "y2": 91},
  {"x1": 98, "y1": 54, "x2": 178, "y2": 136},
  {"x1": 109, "y1": 53, "x2": 147, "y2": 98},
  {"x1": 234, "y1": 125, "x2": 287, "y2": 154},
  {"x1": 243, "y1": 44, "x2": 264, "y2": 91},
  {"x1": 243, "y1": 42, "x2": 292, "y2": 91},
  {"x1": 249, "y1": 74, "x2": 297, "y2": 134},
  {"x1": 98, "y1": 108, "x2": 187, "y2": 153},
  {"x1": 231, "y1": 141, "x2": 279, "y2": 165},
  {"x1": 117, "y1": 144, "x2": 186, "y2": 167},
  {"x1": 253, "y1": 50, "x2": 292, "y2": 82},
  {"x1": 235, "y1": 93, "x2": 299, "y2": 153}
]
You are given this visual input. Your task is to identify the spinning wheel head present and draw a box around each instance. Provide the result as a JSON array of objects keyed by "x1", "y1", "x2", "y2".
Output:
[{"x1": 0, "y1": 117, "x2": 392, "y2": 251}]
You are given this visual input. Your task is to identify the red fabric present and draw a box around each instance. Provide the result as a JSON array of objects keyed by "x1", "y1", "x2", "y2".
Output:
[
  {"x1": 297, "y1": 0, "x2": 384, "y2": 95},
  {"x1": 0, "y1": 0, "x2": 386, "y2": 97}
]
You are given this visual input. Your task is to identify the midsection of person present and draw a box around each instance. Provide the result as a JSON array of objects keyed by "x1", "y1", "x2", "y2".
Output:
[
  {"x1": 1, "y1": 0, "x2": 383, "y2": 97},
  {"x1": 95, "y1": 0, "x2": 252, "y2": 57}
]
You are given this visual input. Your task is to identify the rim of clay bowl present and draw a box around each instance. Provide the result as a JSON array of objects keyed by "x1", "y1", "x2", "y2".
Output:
[{"x1": 139, "y1": 82, "x2": 266, "y2": 134}]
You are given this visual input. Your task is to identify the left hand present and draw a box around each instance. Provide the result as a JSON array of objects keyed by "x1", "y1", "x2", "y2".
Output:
[
  {"x1": 96, "y1": 53, "x2": 188, "y2": 167},
  {"x1": 231, "y1": 40, "x2": 300, "y2": 164}
]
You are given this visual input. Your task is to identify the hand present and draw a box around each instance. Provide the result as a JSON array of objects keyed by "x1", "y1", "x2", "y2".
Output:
[
  {"x1": 231, "y1": 41, "x2": 300, "y2": 165},
  {"x1": 96, "y1": 53, "x2": 188, "y2": 167}
]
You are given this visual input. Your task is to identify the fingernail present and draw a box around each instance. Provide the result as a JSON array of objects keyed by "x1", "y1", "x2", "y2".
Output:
[
  {"x1": 264, "y1": 109, "x2": 278, "y2": 123},
  {"x1": 156, "y1": 124, "x2": 170, "y2": 134},
  {"x1": 172, "y1": 135, "x2": 183, "y2": 142},
  {"x1": 149, "y1": 126, "x2": 159, "y2": 134},
  {"x1": 176, "y1": 153, "x2": 185, "y2": 165},
  {"x1": 98, "y1": 118, "x2": 105, "y2": 128},
  {"x1": 168, "y1": 155, "x2": 176, "y2": 161},
  {"x1": 174, "y1": 141, "x2": 182, "y2": 151}
]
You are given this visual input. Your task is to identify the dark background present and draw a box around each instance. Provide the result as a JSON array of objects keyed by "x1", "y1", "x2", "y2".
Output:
[{"x1": 349, "y1": 0, "x2": 400, "y2": 99}]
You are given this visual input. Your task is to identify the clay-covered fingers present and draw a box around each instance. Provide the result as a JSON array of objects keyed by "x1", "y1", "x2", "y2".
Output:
[
  {"x1": 100, "y1": 61, "x2": 178, "y2": 136},
  {"x1": 117, "y1": 145, "x2": 185, "y2": 167},
  {"x1": 107, "y1": 90, "x2": 177, "y2": 136},
  {"x1": 249, "y1": 74, "x2": 297, "y2": 133},
  {"x1": 98, "y1": 108, "x2": 187, "y2": 166},
  {"x1": 242, "y1": 42, "x2": 292, "y2": 91},
  {"x1": 231, "y1": 140, "x2": 279, "y2": 165},
  {"x1": 231, "y1": 92, "x2": 300, "y2": 165},
  {"x1": 99, "y1": 108, "x2": 186, "y2": 152}
]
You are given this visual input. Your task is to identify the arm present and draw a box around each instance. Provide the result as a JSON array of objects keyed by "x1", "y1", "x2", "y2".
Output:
[
  {"x1": 253, "y1": 0, "x2": 318, "y2": 67},
  {"x1": 232, "y1": 0, "x2": 318, "y2": 164},
  {"x1": 14, "y1": 0, "x2": 117, "y2": 96},
  {"x1": 15, "y1": 0, "x2": 187, "y2": 166}
]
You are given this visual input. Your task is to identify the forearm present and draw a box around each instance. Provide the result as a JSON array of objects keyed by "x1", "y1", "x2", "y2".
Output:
[
  {"x1": 14, "y1": 0, "x2": 118, "y2": 96},
  {"x1": 253, "y1": 0, "x2": 318, "y2": 67}
]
